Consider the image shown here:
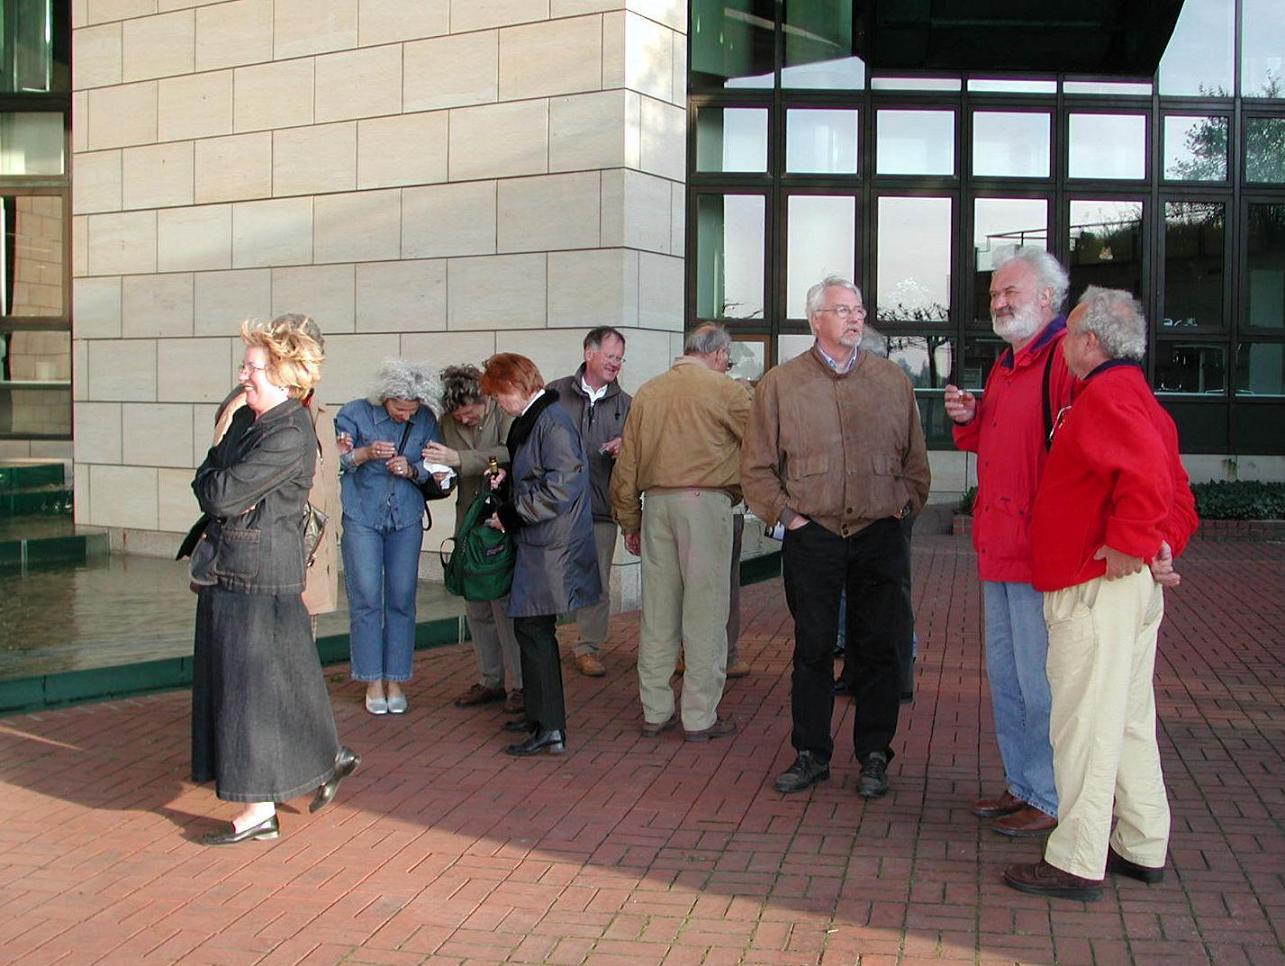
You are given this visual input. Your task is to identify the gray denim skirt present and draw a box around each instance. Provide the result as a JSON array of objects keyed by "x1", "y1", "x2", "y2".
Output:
[{"x1": 191, "y1": 586, "x2": 341, "y2": 803}]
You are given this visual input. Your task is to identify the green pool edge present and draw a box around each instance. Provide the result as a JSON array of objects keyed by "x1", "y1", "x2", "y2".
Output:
[{"x1": 0, "y1": 551, "x2": 781, "y2": 717}]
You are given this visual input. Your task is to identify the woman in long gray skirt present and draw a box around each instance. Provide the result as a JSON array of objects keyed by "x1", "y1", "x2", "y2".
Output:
[{"x1": 191, "y1": 321, "x2": 359, "y2": 845}]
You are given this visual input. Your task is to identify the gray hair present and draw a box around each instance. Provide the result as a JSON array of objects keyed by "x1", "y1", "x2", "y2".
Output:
[
  {"x1": 684, "y1": 322, "x2": 731, "y2": 356},
  {"x1": 805, "y1": 275, "x2": 862, "y2": 319},
  {"x1": 1076, "y1": 286, "x2": 1147, "y2": 361},
  {"x1": 367, "y1": 358, "x2": 442, "y2": 414},
  {"x1": 993, "y1": 247, "x2": 1070, "y2": 312},
  {"x1": 269, "y1": 313, "x2": 324, "y2": 351},
  {"x1": 439, "y1": 363, "x2": 484, "y2": 413}
]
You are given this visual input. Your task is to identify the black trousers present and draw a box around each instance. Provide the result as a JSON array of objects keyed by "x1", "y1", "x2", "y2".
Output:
[
  {"x1": 783, "y1": 517, "x2": 909, "y2": 764},
  {"x1": 839, "y1": 513, "x2": 916, "y2": 697},
  {"x1": 513, "y1": 614, "x2": 567, "y2": 732}
]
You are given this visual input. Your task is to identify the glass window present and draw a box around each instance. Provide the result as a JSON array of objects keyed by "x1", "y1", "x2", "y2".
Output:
[
  {"x1": 690, "y1": 0, "x2": 775, "y2": 90},
  {"x1": 1246, "y1": 119, "x2": 1285, "y2": 184},
  {"x1": 972, "y1": 112, "x2": 1051, "y2": 178},
  {"x1": 0, "y1": 329, "x2": 71, "y2": 437},
  {"x1": 876, "y1": 110, "x2": 955, "y2": 176},
  {"x1": 1163, "y1": 115, "x2": 1228, "y2": 182},
  {"x1": 1069, "y1": 200, "x2": 1144, "y2": 301},
  {"x1": 876, "y1": 196, "x2": 951, "y2": 323},
  {"x1": 1246, "y1": 203, "x2": 1285, "y2": 330},
  {"x1": 1158, "y1": 0, "x2": 1234, "y2": 97},
  {"x1": 1063, "y1": 80, "x2": 1152, "y2": 96},
  {"x1": 973, "y1": 198, "x2": 1049, "y2": 324},
  {"x1": 786, "y1": 195, "x2": 855, "y2": 318},
  {"x1": 786, "y1": 109, "x2": 858, "y2": 174},
  {"x1": 1068, "y1": 114, "x2": 1146, "y2": 180},
  {"x1": 1163, "y1": 202, "x2": 1225, "y2": 331},
  {"x1": 695, "y1": 194, "x2": 765, "y2": 320},
  {"x1": 1154, "y1": 342, "x2": 1228, "y2": 395},
  {"x1": 1, "y1": 195, "x2": 64, "y2": 318},
  {"x1": 1242, "y1": 0, "x2": 1285, "y2": 98},
  {"x1": 781, "y1": 0, "x2": 864, "y2": 89},
  {"x1": 777, "y1": 332, "x2": 815, "y2": 364},
  {"x1": 883, "y1": 335, "x2": 955, "y2": 388},
  {"x1": 0, "y1": 0, "x2": 63, "y2": 93},
  {"x1": 694, "y1": 107, "x2": 768, "y2": 173},
  {"x1": 960, "y1": 335, "x2": 1008, "y2": 390},
  {"x1": 1236, "y1": 343, "x2": 1285, "y2": 395},
  {"x1": 967, "y1": 78, "x2": 1057, "y2": 94},
  {"x1": 0, "y1": 113, "x2": 64, "y2": 176},
  {"x1": 871, "y1": 77, "x2": 961, "y2": 92}
]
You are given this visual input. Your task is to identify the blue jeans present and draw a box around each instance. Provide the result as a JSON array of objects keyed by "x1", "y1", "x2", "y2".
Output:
[
  {"x1": 342, "y1": 518, "x2": 423, "y2": 682},
  {"x1": 983, "y1": 580, "x2": 1058, "y2": 816}
]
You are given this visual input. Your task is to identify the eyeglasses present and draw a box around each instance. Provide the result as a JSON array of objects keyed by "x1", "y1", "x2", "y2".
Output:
[
  {"x1": 594, "y1": 352, "x2": 626, "y2": 365},
  {"x1": 818, "y1": 305, "x2": 866, "y2": 318},
  {"x1": 239, "y1": 361, "x2": 269, "y2": 373}
]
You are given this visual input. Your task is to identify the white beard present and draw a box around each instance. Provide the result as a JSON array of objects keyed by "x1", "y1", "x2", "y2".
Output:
[{"x1": 991, "y1": 301, "x2": 1043, "y2": 344}]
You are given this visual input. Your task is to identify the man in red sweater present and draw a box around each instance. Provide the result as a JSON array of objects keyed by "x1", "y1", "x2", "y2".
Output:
[
  {"x1": 945, "y1": 248, "x2": 1076, "y2": 837},
  {"x1": 1004, "y1": 287, "x2": 1198, "y2": 901}
]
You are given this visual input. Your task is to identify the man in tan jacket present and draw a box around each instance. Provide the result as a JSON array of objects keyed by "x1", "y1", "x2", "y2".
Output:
[
  {"x1": 742, "y1": 276, "x2": 930, "y2": 799},
  {"x1": 610, "y1": 323, "x2": 752, "y2": 742}
]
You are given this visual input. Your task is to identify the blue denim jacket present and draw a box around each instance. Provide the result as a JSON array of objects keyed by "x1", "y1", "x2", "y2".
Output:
[{"x1": 336, "y1": 398, "x2": 442, "y2": 532}]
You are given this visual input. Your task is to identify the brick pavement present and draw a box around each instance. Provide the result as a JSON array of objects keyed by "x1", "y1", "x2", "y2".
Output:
[{"x1": 0, "y1": 535, "x2": 1281, "y2": 965}]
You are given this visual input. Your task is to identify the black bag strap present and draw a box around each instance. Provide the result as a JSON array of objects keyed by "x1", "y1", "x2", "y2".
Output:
[
  {"x1": 1041, "y1": 347, "x2": 1055, "y2": 451},
  {"x1": 396, "y1": 419, "x2": 414, "y2": 456}
]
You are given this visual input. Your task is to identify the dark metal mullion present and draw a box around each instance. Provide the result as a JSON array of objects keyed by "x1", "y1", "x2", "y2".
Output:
[{"x1": 1229, "y1": 0, "x2": 1243, "y2": 449}]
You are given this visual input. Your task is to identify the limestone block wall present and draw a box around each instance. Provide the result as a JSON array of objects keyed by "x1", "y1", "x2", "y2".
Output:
[{"x1": 71, "y1": 0, "x2": 688, "y2": 588}]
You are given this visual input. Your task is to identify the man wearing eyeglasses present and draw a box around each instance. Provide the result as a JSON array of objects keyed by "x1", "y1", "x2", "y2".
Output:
[
  {"x1": 742, "y1": 275, "x2": 930, "y2": 799},
  {"x1": 547, "y1": 327, "x2": 632, "y2": 677},
  {"x1": 943, "y1": 247, "x2": 1077, "y2": 839}
]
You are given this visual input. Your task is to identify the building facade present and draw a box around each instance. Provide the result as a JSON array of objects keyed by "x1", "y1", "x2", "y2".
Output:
[{"x1": 0, "y1": 0, "x2": 1280, "y2": 574}]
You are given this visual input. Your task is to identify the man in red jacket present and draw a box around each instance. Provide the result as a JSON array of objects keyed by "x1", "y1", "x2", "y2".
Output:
[
  {"x1": 945, "y1": 248, "x2": 1076, "y2": 837},
  {"x1": 1004, "y1": 287, "x2": 1198, "y2": 901}
]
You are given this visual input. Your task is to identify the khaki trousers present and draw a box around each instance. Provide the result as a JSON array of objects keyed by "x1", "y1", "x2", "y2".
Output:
[
  {"x1": 465, "y1": 596, "x2": 522, "y2": 691},
  {"x1": 573, "y1": 521, "x2": 618, "y2": 655},
  {"x1": 1043, "y1": 570, "x2": 1169, "y2": 880},
  {"x1": 638, "y1": 488, "x2": 732, "y2": 731}
]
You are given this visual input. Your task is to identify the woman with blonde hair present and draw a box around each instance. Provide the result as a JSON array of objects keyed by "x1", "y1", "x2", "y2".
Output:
[
  {"x1": 336, "y1": 359, "x2": 446, "y2": 714},
  {"x1": 191, "y1": 321, "x2": 358, "y2": 845}
]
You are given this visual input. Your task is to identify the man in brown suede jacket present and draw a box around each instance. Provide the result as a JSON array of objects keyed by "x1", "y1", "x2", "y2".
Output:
[{"x1": 742, "y1": 275, "x2": 930, "y2": 799}]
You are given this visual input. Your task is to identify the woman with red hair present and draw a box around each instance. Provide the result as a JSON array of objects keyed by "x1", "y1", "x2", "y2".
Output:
[{"x1": 480, "y1": 353, "x2": 601, "y2": 756}]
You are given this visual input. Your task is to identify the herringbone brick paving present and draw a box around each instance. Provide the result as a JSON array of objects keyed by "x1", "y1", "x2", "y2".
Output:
[{"x1": 0, "y1": 535, "x2": 1281, "y2": 964}]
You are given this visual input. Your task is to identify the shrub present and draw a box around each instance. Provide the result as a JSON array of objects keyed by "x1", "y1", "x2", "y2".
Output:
[
  {"x1": 1191, "y1": 480, "x2": 1285, "y2": 520},
  {"x1": 959, "y1": 485, "x2": 977, "y2": 515}
]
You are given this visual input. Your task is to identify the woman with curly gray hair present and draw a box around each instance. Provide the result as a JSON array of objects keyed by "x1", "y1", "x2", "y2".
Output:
[{"x1": 336, "y1": 359, "x2": 446, "y2": 715}]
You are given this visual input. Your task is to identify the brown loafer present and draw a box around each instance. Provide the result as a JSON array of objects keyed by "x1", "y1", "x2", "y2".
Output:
[
  {"x1": 503, "y1": 689, "x2": 525, "y2": 715},
  {"x1": 684, "y1": 716, "x2": 736, "y2": 742},
  {"x1": 1106, "y1": 847, "x2": 1165, "y2": 884},
  {"x1": 641, "y1": 713, "x2": 678, "y2": 738},
  {"x1": 726, "y1": 660, "x2": 751, "y2": 678},
  {"x1": 973, "y1": 789, "x2": 1024, "y2": 819},
  {"x1": 454, "y1": 683, "x2": 506, "y2": 707},
  {"x1": 574, "y1": 653, "x2": 606, "y2": 677},
  {"x1": 993, "y1": 805, "x2": 1057, "y2": 838},
  {"x1": 1004, "y1": 860, "x2": 1102, "y2": 901}
]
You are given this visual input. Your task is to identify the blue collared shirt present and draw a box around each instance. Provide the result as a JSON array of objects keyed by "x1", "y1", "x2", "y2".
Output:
[
  {"x1": 335, "y1": 398, "x2": 442, "y2": 531},
  {"x1": 817, "y1": 342, "x2": 861, "y2": 374}
]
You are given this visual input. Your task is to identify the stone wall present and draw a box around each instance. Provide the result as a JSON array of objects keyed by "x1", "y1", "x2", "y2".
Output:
[{"x1": 71, "y1": 0, "x2": 687, "y2": 602}]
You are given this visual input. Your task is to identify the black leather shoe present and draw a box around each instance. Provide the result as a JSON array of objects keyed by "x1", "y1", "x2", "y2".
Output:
[
  {"x1": 774, "y1": 752, "x2": 830, "y2": 793},
  {"x1": 833, "y1": 677, "x2": 853, "y2": 695},
  {"x1": 309, "y1": 746, "x2": 360, "y2": 814},
  {"x1": 1107, "y1": 847, "x2": 1166, "y2": 884},
  {"x1": 506, "y1": 729, "x2": 565, "y2": 756},
  {"x1": 503, "y1": 718, "x2": 535, "y2": 733},
  {"x1": 857, "y1": 751, "x2": 890, "y2": 798},
  {"x1": 201, "y1": 813, "x2": 279, "y2": 846}
]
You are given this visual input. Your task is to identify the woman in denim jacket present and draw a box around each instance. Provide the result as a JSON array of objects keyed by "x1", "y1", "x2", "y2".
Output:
[
  {"x1": 191, "y1": 321, "x2": 358, "y2": 846},
  {"x1": 336, "y1": 360, "x2": 445, "y2": 715}
]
